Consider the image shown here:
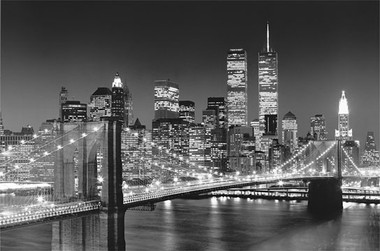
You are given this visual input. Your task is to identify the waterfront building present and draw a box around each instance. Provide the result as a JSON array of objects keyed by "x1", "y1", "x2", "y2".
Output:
[
  {"x1": 361, "y1": 131, "x2": 380, "y2": 166},
  {"x1": 111, "y1": 73, "x2": 124, "y2": 122},
  {"x1": 310, "y1": 114, "x2": 328, "y2": 141},
  {"x1": 228, "y1": 126, "x2": 255, "y2": 174},
  {"x1": 88, "y1": 87, "x2": 112, "y2": 122},
  {"x1": 258, "y1": 22, "x2": 279, "y2": 141},
  {"x1": 282, "y1": 111, "x2": 298, "y2": 153},
  {"x1": 179, "y1": 100, "x2": 195, "y2": 123},
  {"x1": 227, "y1": 49, "x2": 248, "y2": 127},
  {"x1": 61, "y1": 101, "x2": 87, "y2": 122},
  {"x1": 154, "y1": 80, "x2": 179, "y2": 120},
  {"x1": 335, "y1": 91, "x2": 352, "y2": 141}
]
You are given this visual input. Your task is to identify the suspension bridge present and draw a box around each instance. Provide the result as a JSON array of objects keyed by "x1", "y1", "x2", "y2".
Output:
[{"x1": 0, "y1": 121, "x2": 378, "y2": 232}]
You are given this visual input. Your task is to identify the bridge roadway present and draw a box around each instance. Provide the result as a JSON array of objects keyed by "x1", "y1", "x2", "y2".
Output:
[{"x1": 1, "y1": 173, "x2": 376, "y2": 230}]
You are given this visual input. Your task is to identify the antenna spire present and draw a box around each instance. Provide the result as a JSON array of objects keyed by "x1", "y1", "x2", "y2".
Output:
[{"x1": 266, "y1": 21, "x2": 270, "y2": 52}]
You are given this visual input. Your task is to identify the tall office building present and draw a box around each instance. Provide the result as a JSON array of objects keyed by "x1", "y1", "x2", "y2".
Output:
[
  {"x1": 154, "y1": 80, "x2": 179, "y2": 120},
  {"x1": 179, "y1": 101, "x2": 195, "y2": 123},
  {"x1": 189, "y1": 124, "x2": 212, "y2": 169},
  {"x1": 111, "y1": 73, "x2": 124, "y2": 122},
  {"x1": 250, "y1": 119, "x2": 261, "y2": 150},
  {"x1": 282, "y1": 111, "x2": 298, "y2": 152},
  {"x1": 0, "y1": 112, "x2": 4, "y2": 136},
  {"x1": 258, "y1": 22, "x2": 279, "y2": 139},
  {"x1": 310, "y1": 114, "x2": 328, "y2": 140},
  {"x1": 228, "y1": 126, "x2": 255, "y2": 174},
  {"x1": 335, "y1": 91, "x2": 352, "y2": 141},
  {"x1": 88, "y1": 87, "x2": 112, "y2": 121},
  {"x1": 207, "y1": 97, "x2": 227, "y2": 129},
  {"x1": 227, "y1": 49, "x2": 248, "y2": 127},
  {"x1": 123, "y1": 79, "x2": 134, "y2": 127},
  {"x1": 202, "y1": 109, "x2": 217, "y2": 128},
  {"x1": 61, "y1": 101, "x2": 87, "y2": 122},
  {"x1": 361, "y1": 131, "x2": 380, "y2": 166},
  {"x1": 59, "y1": 87, "x2": 68, "y2": 121}
]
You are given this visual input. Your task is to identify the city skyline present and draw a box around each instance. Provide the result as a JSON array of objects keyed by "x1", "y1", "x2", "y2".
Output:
[{"x1": 1, "y1": 1, "x2": 379, "y2": 147}]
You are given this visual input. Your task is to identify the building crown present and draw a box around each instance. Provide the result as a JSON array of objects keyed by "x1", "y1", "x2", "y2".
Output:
[
  {"x1": 112, "y1": 72, "x2": 123, "y2": 88},
  {"x1": 338, "y1": 90, "x2": 349, "y2": 115}
]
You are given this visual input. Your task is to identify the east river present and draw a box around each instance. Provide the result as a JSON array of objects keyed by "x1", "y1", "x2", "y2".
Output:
[{"x1": 0, "y1": 197, "x2": 379, "y2": 250}]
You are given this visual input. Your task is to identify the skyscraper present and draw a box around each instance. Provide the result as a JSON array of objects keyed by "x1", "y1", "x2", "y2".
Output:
[
  {"x1": 207, "y1": 97, "x2": 227, "y2": 129},
  {"x1": 361, "y1": 131, "x2": 380, "y2": 166},
  {"x1": 310, "y1": 114, "x2": 328, "y2": 140},
  {"x1": 227, "y1": 49, "x2": 248, "y2": 127},
  {"x1": 61, "y1": 101, "x2": 87, "y2": 122},
  {"x1": 282, "y1": 111, "x2": 298, "y2": 152},
  {"x1": 88, "y1": 87, "x2": 112, "y2": 121},
  {"x1": 154, "y1": 80, "x2": 179, "y2": 120},
  {"x1": 0, "y1": 112, "x2": 4, "y2": 136},
  {"x1": 59, "y1": 86, "x2": 68, "y2": 121},
  {"x1": 335, "y1": 91, "x2": 352, "y2": 141},
  {"x1": 111, "y1": 73, "x2": 125, "y2": 122},
  {"x1": 179, "y1": 100, "x2": 195, "y2": 123},
  {"x1": 258, "y1": 22, "x2": 279, "y2": 139},
  {"x1": 123, "y1": 79, "x2": 134, "y2": 127}
]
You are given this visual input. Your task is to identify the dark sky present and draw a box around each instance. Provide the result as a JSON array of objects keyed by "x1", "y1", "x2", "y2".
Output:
[{"x1": 1, "y1": 1, "x2": 379, "y2": 148}]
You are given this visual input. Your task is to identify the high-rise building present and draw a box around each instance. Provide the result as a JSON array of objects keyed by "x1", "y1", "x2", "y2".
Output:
[
  {"x1": 0, "y1": 112, "x2": 4, "y2": 136},
  {"x1": 228, "y1": 126, "x2": 255, "y2": 174},
  {"x1": 207, "y1": 97, "x2": 227, "y2": 129},
  {"x1": 258, "y1": 22, "x2": 278, "y2": 140},
  {"x1": 202, "y1": 109, "x2": 217, "y2": 128},
  {"x1": 282, "y1": 111, "x2": 298, "y2": 152},
  {"x1": 123, "y1": 79, "x2": 134, "y2": 127},
  {"x1": 111, "y1": 73, "x2": 124, "y2": 122},
  {"x1": 227, "y1": 49, "x2": 248, "y2": 127},
  {"x1": 250, "y1": 119, "x2": 261, "y2": 150},
  {"x1": 189, "y1": 124, "x2": 212, "y2": 169},
  {"x1": 179, "y1": 101, "x2": 195, "y2": 123},
  {"x1": 88, "y1": 87, "x2": 112, "y2": 122},
  {"x1": 310, "y1": 114, "x2": 328, "y2": 140},
  {"x1": 361, "y1": 131, "x2": 380, "y2": 166},
  {"x1": 342, "y1": 140, "x2": 360, "y2": 170},
  {"x1": 335, "y1": 91, "x2": 352, "y2": 141},
  {"x1": 154, "y1": 80, "x2": 179, "y2": 120},
  {"x1": 61, "y1": 101, "x2": 87, "y2": 122},
  {"x1": 59, "y1": 87, "x2": 68, "y2": 120}
]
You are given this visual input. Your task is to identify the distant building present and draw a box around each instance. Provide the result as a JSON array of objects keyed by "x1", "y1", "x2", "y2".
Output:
[
  {"x1": 0, "y1": 112, "x2": 4, "y2": 136},
  {"x1": 228, "y1": 126, "x2": 255, "y2": 174},
  {"x1": 154, "y1": 80, "x2": 179, "y2": 120},
  {"x1": 361, "y1": 131, "x2": 380, "y2": 166},
  {"x1": 88, "y1": 87, "x2": 112, "y2": 121},
  {"x1": 207, "y1": 97, "x2": 227, "y2": 129},
  {"x1": 59, "y1": 86, "x2": 68, "y2": 120},
  {"x1": 111, "y1": 73, "x2": 125, "y2": 122},
  {"x1": 189, "y1": 124, "x2": 212, "y2": 169},
  {"x1": 342, "y1": 140, "x2": 360, "y2": 171},
  {"x1": 227, "y1": 49, "x2": 248, "y2": 127},
  {"x1": 61, "y1": 101, "x2": 87, "y2": 122},
  {"x1": 202, "y1": 109, "x2": 217, "y2": 129},
  {"x1": 123, "y1": 79, "x2": 134, "y2": 127},
  {"x1": 310, "y1": 114, "x2": 328, "y2": 141},
  {"x1": 250, "y1": 119, "x2": 261, "y2": 150},
  {"x1": 269, "y1": 139, "x2": 285, "y2": 170},
  {"x1": 258, "y1": 22, "x2": 278, "y2": 141},
  {"x1": 282, "y1": 111, "x2": 298, "y2": 152},
  {"x1": 179, "y1": 100, "x2": 195, "y2": 123},
  {"x1": 335, "y1": 91, "x2": 352, "y2": 141}
]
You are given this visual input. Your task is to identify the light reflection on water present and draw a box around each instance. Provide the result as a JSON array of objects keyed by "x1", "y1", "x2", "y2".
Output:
[{"x1": 0, "y1": 198, "x2": 378, "y2": 251}]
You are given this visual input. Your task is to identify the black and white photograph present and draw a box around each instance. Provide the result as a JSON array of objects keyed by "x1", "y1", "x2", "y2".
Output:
[{"x1": 0, "y1": 0, "x2": 379, "y2": 250}]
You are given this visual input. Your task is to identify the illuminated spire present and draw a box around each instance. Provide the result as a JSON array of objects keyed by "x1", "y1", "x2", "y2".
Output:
[
  {"x1": 338, "y1": 90, "x2": 349, "y2": 115},
  {"x1": 266, "y1": 21, "x2": 270, "y2": 52},
  {"x1": 112, "y1": 72, "x2": 123, "y2": 88}
]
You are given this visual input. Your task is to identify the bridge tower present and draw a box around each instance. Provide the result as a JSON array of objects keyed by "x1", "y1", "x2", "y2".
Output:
[
  {"x1": 307, "y1": 140, "x2": 343, "y2": 214},
  {"x1": 54, "y1": 120, "x2": 125, "y2": 250}
]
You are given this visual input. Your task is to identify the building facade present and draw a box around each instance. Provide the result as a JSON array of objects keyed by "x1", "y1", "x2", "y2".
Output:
[
  {"x1": 88, "y1": 87, "x2": 112, "y2": 122},
  {"x1": 111, "y1": 73, "x2": 125, "y2": 122},
  {"x1": 227, "y1": 49, "x2": 248, "y2": 127},
  {"x1": 335, "y1": 91, "x2": 352, "y2": 141},
  {"x1": 310, "y1": 114, "x2": 328, "y2": 141},
  {"x1": 179, "y1": 100, "x2": 195, "y2": 123},
  {"x1": 61, "y1": 101, "x2": 87, "y2": 122},
  {"x1": 282, "y1": 111, "x2": 298, "y2": 153},
  {"x1": 154, "y1": 80, "x2": 179, "y2": 120},
  {"x1": 361, "y1": 131, "x2": 380, "y2": 166}
]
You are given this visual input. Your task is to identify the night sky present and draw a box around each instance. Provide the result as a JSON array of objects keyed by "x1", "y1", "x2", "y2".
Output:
[{"x1": 1, "y1": 1, "x2": 379, "y2": 148}]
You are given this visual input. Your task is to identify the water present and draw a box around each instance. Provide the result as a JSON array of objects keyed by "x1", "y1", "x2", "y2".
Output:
[{"x1": 0, "y1": 198, "x2": 379, "y2": 250}]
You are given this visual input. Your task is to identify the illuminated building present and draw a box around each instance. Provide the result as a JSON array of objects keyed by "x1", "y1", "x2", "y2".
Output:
[
  {"x1": 123, "y1": 80, "x2": 134, "y2": 127},
  {"x1": 282, "y1": 111, "x2": 298, "y2": 152},
  {"x1": 121, "y1": 119, "x2": 152, "y2": 179},
  {"x1": 342, "y1": 140, "x2": 360, "y2": 170},
  {"x1": 210, "y1": 128, "x2": 228, "y2": 172},
  {"x1": 179, "y1": 100, "x2": 195, "y2": 123},
  {"x1": 202, "y1": 109, "x2": 217, "y2": 128},
  {"x1": 0, "y1": 112, "x2": 4, "y2": 136},
  {"x1": 61, "y1": 101, "x2": 87, "y2": 122},
  {"x1": 189, "y1": 124, "x2": 212, "y2": 168},
  {"x1": 59, "y1": 86, "x2": 68, "y2": 121},
  {"x1": 207, "y1": 97, "x2": 227, "y2": 129},
  {"x1": 310, "y1": 114, "x2": 328, "y2": 141},
  {"x1": 335, "y1": 91, "x2": 352, "y2": 141},
  {"x1": 258, "y1": 22, "x2": 278, "y2": 140},
  {"x1": 361, "y1": 131, "x2": 380, "y2": 166},
  {"x1": 228, "y1": 126, "x2": 255, "y2": 174},
  {"x1": 250, "y1": 119, "x2": 261, "y2": 150},
  {"x1": 269, "y1": 139, "x2": 285, "y2": 170},
  {"x1": 227, "y1": 49, "x2": 248, "y2": 127},
  {"x1": 154, "y1": 80, "x2": 179, "y2": 120},
  {"x1": 111, "y1": 73, "x2": 124, "y2": 122},
  {"x1": 88, "y1": 87, "x2": 112, "y2": 121}
]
